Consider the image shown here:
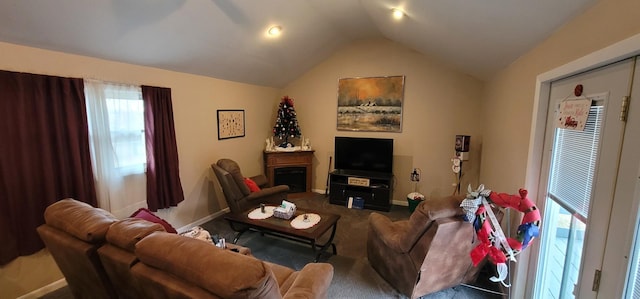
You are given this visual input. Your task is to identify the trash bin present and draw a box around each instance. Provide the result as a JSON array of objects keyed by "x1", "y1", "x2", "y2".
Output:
[{"x1": 407, "y1": 192, "x2": 425, "y2": 213}]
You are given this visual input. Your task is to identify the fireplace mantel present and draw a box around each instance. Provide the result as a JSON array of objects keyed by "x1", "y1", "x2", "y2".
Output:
[{"x1": 263, "y1": 150, "x2": 314, "y2": 198}]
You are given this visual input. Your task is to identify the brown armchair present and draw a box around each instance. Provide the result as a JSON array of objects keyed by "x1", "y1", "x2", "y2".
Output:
[
  {"x1": 211, "y1": 158, "x2": 289, "y2": 213},
  {"x1": 367, "y1": 195, "x2": 486, "y2": 298}
]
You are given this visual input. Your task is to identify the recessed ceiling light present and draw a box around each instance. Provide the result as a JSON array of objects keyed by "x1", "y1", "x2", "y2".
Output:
[
  {"x1": 268, "y1": 26, "x2": 282, "y2": 36},
  {"x1": 391, "y1": 8, "x2": 404, "y2": 20}
]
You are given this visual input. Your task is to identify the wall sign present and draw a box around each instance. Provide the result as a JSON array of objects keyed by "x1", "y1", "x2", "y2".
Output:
[{"x1": 557, "y1": 99, "x2": 591, "y2": 131}]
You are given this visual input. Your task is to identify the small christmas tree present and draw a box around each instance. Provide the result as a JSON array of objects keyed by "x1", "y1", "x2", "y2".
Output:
[{"x1": 273, "y1": 96, "x2": 302, "y2": 148}]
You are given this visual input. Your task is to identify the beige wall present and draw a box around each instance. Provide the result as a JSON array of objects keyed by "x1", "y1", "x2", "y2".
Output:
[
  {"x1": 482, "y1": 0, "x2": 640, "y2": 192},
  {"x1": 0, "y1": 41, "x2": 280, "y2": 298},
  {"x1": 283, "y1": 38, "x2": 484, "y2": 201},
  {"x1": 481, "y1": 0, "x2": 640, "y2": 297}
]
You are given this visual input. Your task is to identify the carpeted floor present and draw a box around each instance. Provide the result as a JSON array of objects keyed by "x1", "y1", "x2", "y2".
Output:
[
  {"x1": 40, "y1": 193, "x2": 504, "y2": 299},
  {"x1": 202, "y1": 193, "x2": 504, "y2": 299}
]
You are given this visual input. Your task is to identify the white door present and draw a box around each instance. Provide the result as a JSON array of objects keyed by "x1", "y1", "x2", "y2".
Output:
[
  {"x1": 534, "y1": 57, "x2": 638, "y2": 299},
  {"x1": 618, "y1": 58, "x2": 640, "y2": 298}
]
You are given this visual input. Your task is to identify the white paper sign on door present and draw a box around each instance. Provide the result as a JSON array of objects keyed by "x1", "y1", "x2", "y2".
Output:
[{"x1": 557, "y1": 99, "x2": 592, "y2": 131}]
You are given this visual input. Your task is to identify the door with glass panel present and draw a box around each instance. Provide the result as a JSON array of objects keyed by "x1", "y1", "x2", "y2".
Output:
[
  {"x1": 619, "y1": 58, "x2": 640, "y2": 298},
  {"x1": 533, "y1": 58, "x2": 636, "y2": 299}
]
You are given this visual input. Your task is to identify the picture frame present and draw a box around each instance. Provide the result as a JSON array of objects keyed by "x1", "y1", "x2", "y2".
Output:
[
  {"x1": 217, "y1": 109, "x2": 245, "y2": 140},
  {"x1": 336, "y1": 75, "x2": 405, "y2": 132}
]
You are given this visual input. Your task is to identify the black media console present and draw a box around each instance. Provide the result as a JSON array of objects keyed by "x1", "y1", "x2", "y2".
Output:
[{"x1": 329, "y1": 169, "x2": 393, "y2": 212}]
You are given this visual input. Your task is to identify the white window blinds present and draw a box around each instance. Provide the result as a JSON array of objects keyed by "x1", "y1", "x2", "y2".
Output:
[{"x1": 548, "y1": 104, "x2": 604, "y2": 220}]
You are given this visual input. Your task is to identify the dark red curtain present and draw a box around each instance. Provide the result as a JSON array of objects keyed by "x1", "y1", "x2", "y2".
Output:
[
  {"x1": 142, "y1": 86, "x2": 184, "y2": 211},
  {"x1": 0, "y1": 70, "x2": 96, "y2": 265}
]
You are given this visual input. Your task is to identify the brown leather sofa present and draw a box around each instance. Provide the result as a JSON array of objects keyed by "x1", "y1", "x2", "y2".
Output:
[
  {"x1": 37, "y1": 198, "x2": 118, "y2": 299},
  {"x1": 38, "y1": 198, "x2": 334, "y2": 299},
  {"x1": 132, "y1": 232, "x2": 334, "y2": 298},
  {"x1": 97, "y1": 218, "x2": 166, "y2": 299},
  {"x1": 212, "y1": 158, "x2": 289, "y2": 213},
  {"x1": 367, "y1": 195, "x2": 486, "y2": 298}
]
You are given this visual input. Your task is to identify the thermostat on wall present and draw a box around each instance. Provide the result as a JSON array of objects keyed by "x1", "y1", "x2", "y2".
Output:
[{"x1": 347, "y1": 177, "x2": 370, "y2": 187}]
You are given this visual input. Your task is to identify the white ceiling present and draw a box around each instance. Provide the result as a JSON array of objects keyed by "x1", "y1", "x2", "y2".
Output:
[{"x1": 0, "y1": 0, "x2": 597, "y2": 88}]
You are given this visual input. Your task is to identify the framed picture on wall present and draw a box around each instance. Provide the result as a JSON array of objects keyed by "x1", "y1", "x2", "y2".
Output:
[
  {"x1": 336, "y1": 75, "x2": 405, "y2": 132},
  {"x1": 217, "y1": 109, "x2": 245, "y2": 140}
]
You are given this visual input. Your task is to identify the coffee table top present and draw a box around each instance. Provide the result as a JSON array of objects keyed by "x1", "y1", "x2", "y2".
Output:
[{"x1": 224, "y1": 206, "x2": 340, "y2": 241}]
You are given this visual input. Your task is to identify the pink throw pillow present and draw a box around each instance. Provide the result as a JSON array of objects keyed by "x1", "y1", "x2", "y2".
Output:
[
  {"x1": 243, "y1": 178, "x2": 261, "y2": 192},
  {"x1": 130, "y1": 208, "x2": 177, "y2": 234}
]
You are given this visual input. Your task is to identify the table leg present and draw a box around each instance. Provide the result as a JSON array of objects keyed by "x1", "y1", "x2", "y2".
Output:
[
  {"x1": 313, "y1": 221, "x2": 339, "y2": 262},
  {"x1": 311, "y1": 240, "x2": 318, "y2": 261},
  {"x1": 227, "y1": 221, "x2": 249, "y2": 244}
]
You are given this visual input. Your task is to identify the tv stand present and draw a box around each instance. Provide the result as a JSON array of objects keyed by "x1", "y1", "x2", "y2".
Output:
[{"x1": 329, "y1": 169, "x2": 393, "y2": 211}]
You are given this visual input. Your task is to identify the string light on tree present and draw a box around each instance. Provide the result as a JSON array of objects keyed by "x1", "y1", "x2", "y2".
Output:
[{"x1": 273, "y1": 95, "x2": 302, "y2": 148}]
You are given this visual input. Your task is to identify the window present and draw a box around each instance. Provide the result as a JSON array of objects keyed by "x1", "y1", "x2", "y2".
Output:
[
  {"x1": 84, "y1": 79, "x2": 147, "y2": 216},
  {"x1": 85, "y1": 81, "x2": 145, "y2": 175},
  {"x1": 103, "y1": 85, "x2": 145, "y2": 173},
  {"x1": 84, "y1": 80, "x2": 184, "y2": 215}
]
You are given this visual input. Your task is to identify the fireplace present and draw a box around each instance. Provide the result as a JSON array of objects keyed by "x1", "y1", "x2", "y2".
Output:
[
  {"x1": 274, "y1": 167, "x2": 306, "y2": 193},
  {"x1": 263, "y1": 150, "x2": 314, "y2": 197}
]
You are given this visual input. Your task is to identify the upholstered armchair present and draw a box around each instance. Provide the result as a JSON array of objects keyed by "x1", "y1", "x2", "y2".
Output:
[
  {"x1": 212, "y1": 158, "x2": 289, "y2": 213},
  {"x1": 367, "y1": 195, "x2": 487, "y2": 298}
]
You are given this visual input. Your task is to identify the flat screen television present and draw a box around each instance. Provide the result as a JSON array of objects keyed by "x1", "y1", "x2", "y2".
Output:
[{"x1": 334, "y1": 137, "x2": 393, "y2": 174}]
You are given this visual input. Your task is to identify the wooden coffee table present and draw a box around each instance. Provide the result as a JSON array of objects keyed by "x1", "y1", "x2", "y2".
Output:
[{"x1": 224, "y1": 207, "x2": 340, "y2": 262}]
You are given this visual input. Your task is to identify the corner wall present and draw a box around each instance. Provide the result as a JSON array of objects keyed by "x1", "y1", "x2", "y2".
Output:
[
  {"x1": 482, "y1": 0, "x2": 640, "y2": 191},
  {"x1": 282, "y1": 38, "x2": 484, "y2": 202},
  {"x1": 0, "y1": 41, "x2": 280, "y2": 298}
]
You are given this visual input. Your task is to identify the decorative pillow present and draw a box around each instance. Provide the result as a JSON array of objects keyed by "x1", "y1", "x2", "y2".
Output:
[
  {"x1": 130, "y1": 208, "x2": 177, "y2": 234},
  {"x1": 244, "y1": 177, "x2": 261, "y2": 192}
]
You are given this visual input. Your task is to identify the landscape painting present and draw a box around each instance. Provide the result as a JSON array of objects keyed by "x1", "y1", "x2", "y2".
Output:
[{"x1": 336, "y1": 76, "x2": 404, "y2": 132}]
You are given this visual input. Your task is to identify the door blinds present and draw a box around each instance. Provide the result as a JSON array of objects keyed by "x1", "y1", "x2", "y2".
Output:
[{"x1": 548, "y1": 104, "x2": 604, "y2": 221}]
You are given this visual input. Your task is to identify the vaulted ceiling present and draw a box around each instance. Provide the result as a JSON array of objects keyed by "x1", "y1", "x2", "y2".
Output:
[{"x1": 0, "y1": 0, "x2": 597, "y2": 88}]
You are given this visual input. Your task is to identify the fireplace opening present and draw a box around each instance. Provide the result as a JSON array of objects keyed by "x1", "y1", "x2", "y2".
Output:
[{"x1": 274, "y1": 167, "x2": 306, "y2": 193}]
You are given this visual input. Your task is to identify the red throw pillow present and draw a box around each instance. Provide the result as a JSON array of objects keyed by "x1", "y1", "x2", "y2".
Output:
[
  {"x1": 130, "y1": 208, "x2": 178, "y2": 234},
  {"x1": 243, "y1": 177, "x2": 261, "y2": 192}
]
